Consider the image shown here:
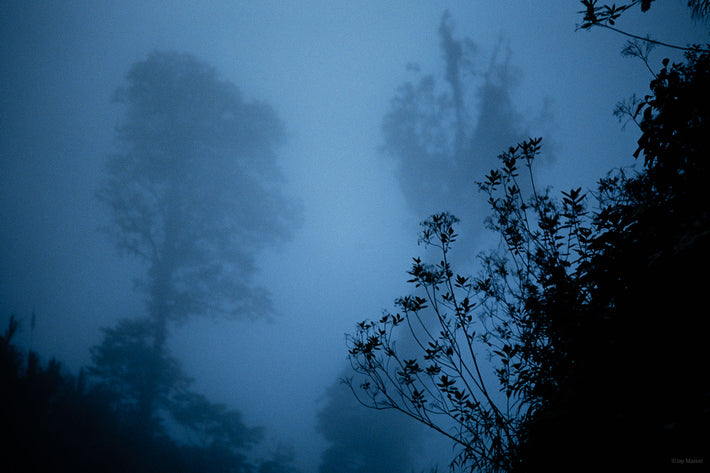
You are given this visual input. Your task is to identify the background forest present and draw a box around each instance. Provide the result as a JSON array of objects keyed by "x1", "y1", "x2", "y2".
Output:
[{"x1": 2, "y1": 1, "x2": 708, "y2": 472}]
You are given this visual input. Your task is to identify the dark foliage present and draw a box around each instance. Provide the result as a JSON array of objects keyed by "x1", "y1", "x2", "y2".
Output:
[
  {"x1": 1, "y1": 316, "x2": 148, "y2": 473},
  {"x1": 514, "y1": 46, "x2": 710, "y2": 472},
  {"x1": 346, "y1": 211, "x2": 527, "y2": 472},
  {"x1": 87, "y1": 317, "x2": 191, "y2": 436},
  {"x1": 0, "y1": 316, "x2": 300, "y2": 473},
  {"x1": 580, "y1": 0, "x2": 710, "y2": 28},
  {"x1": 578, "y1": 0, "x2": 710, "y2": 52},
  {"x1": 86, "y1": 316, "x2": 264, "y2": 454},
  {"x1": 348, "y1": 42, "x2": 709, "y2": 473}
]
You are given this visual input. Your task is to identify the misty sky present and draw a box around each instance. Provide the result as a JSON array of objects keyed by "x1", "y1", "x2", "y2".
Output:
[{"x1": 1, "y1": 2, "x2": 707, "y2": 471}]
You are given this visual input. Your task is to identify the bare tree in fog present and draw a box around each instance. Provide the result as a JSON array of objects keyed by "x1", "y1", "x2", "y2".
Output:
[
  {"x1": 382, "y1": 12, "x2": 546, "y2": 254},
  {"x1": 98, "y1": 51, "x2": 299, "y2": 434}
]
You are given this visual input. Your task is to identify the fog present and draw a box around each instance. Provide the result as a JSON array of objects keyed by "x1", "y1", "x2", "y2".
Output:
[{"x1": 1, "y1": 2, "x2": 706, "y2": 472}]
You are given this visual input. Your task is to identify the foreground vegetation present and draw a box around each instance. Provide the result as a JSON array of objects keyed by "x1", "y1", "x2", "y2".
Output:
[{"x1": 347, "y1": 5, "x2": 710, "y2": 471}]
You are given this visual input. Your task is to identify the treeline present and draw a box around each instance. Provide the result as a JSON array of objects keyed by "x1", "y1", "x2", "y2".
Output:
[{"x1": 0, "y1": 317, "x2": 296, "y2": 473}]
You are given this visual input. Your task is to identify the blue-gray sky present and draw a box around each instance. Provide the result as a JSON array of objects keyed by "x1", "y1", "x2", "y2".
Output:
[{"x1": 1, "y1": 2, "x2": 706, "y2": 471}]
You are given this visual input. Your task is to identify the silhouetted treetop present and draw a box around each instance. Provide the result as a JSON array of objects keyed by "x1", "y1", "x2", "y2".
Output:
[
  {"x1": 114, "y1": 51, "x2": 286, "y2": 179},
  {"x1": 101, "y1": 51, "x2": 299, "y2": 326}
]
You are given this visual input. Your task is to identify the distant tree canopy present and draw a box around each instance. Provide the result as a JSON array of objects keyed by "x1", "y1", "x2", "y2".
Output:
[
  {"x1": 85, "y1": 316, "x2": 239, "y2": 448},
  {"x1": 97, "y1": 51, "x2": 299, "y2": 434},
  {"x1": 381, "y1": 12, "x2": 544, "y2": 253},
  {"x1": 87, "y1": 316, "x2": 266, "y2": 458},
  {"x1": 88, "y1": 317, "x2": 189, "y2": 433},
  {"x1": 348, "y1": 17, "x2": 709, "y2": 473},
  {"x1": 100, "y1": 51, "x2": 298, "y2": 338}
]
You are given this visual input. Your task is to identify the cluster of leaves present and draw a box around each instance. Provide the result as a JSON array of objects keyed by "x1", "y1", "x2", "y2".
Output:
[
  {"x1": 634, "y1": 48, "x2": 710, "y2": 188},
  {"x1": 578, "y1": 0, "x2": 655, "y2": 30},
  {"x1": 346, "y1": 135, "x2": 595, "y2": 472},
  {"x1": 476, "y1": 138, "x2": 596, "y2": 414},
  {"x1": 347, "y1": 47, "x2": 710, "y2": 471},
  {"x1": 0, "y1": 316, "x2": 299, "y2": 473},
  {"x1": 346, "y1": 212, "x2": 523, "y2": 472},
  {"x1": 578, "y1": 1, "x2": 710, "y2": 52},
  {"x1": 515, "y1": 48, "x2": 710, "y2": 471}
]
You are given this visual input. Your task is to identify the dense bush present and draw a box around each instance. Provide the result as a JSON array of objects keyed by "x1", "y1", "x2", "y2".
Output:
[{"x1": 347, "y1": 47, "x2": 709, "y2": 472}]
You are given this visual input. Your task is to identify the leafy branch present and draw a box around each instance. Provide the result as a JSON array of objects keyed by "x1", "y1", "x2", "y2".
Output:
[{"x1": 577, "y1": 0, "x2": 710, "y2": 53}]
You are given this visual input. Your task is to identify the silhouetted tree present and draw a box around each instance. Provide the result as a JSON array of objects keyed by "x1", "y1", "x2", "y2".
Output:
[
  {"x1": 1, "y1": 316, "x2": 138, "y2": 472},
  {"x1": 88, "y1": 317, "x2": 190, "y2": 436},
  {"x1": 348, "y1": 44, "x2": 709, "y2": 473},
  {"x1": 1, "y1": 316, "x2": 301, "y2": 473},
  {"x1": 346, "y1": 211, "x2": 529, "y2": 472},
  {"x1": 168, "y1": 390, "x2": 263, "y2": 452},
  {"x1": 513, "y1": 47, "x2": 710, "y2": 472},
  {"x1": 0, "y1": 315, "x2": 22, "y2": 381},
  {"x1": 87, "y1": 316, "x2": 268, "y2": 468},
  {"x1": 98, "y1": 51, "x2": 299, "y2": 433}
]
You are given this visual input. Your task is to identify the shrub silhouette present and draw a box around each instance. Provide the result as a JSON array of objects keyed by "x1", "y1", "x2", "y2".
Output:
[{"x1": 347, "y1": 48, "x2": 709, "y2": 473}]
